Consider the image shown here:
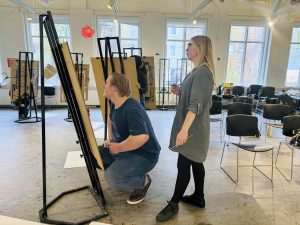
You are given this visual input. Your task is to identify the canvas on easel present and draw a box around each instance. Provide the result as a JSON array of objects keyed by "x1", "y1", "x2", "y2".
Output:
[{"x1": 61, "y1": 43, "x2": 104, "y2": 170}]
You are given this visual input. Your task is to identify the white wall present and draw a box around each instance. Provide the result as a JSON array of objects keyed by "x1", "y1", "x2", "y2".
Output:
[{"x1": 0, "y1": 7, "x2": 295, "y2": 105}]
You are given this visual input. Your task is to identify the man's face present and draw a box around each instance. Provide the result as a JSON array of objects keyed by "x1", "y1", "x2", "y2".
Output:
[{"x1": 103, "y1": 76, "x2": 114, "y2": 99}]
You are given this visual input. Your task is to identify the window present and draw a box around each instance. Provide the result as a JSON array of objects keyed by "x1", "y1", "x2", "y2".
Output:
[
  {"x1": 166, "y1": 19, "x2": 206, "y2": 85},
  {"x1": 286, "y1": 27, "x2": 300, "y2": 87},
  {"x1": 225, "y1": 25, "x2": 270, "y2": 86},
  {"x1": 97, "y1": 17, "x2": 140, "y2": 55},
  {"x1": 27, "y1": 15, "x2": 71, "y2": 86}
]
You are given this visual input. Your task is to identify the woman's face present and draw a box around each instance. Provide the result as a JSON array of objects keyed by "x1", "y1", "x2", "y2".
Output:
[{"x1": 186, "y1": 41, "x2": 198, "y2": 61}]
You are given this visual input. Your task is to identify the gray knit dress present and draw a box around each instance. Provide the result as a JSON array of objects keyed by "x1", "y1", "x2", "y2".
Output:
[{"x1": 169, "y1": 65, "x2": 214, "y2": 163}]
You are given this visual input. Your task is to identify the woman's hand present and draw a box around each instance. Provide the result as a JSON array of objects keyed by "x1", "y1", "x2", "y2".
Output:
[
  {"x1": 176, "y1": 129, "x2": 188, "y2": 147},
  {"x1": 170, "y1": 84, "x2": 180, "y2": 95}
]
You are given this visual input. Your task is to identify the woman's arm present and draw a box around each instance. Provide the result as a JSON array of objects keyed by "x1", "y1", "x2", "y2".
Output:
[{"x1": 175, "y1": 111, "x2": 196, "y2": 147}]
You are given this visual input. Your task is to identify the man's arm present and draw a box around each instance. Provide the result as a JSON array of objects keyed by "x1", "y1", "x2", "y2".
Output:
[{"x1": 109, "y1": 134, "x2": 149, "y2": 154}]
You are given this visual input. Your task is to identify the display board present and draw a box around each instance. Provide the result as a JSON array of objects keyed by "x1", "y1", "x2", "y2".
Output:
[
  {"x1": 62, "y1": 43, "x2": 104, "y2": 170},
  {"x1": 143, "y1": 56, "x2": 157, "y2": 110},
  {"x1": 10, "y1": 59, "x2": 39, "y2": 103},
  {"x1": 91, "y1": 57, "x2": 140, "y2": 120}
]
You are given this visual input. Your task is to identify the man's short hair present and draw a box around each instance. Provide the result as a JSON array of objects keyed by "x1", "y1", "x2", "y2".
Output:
[{"x1": 109, "y1": 73, "x2": 131, "y2": 97}]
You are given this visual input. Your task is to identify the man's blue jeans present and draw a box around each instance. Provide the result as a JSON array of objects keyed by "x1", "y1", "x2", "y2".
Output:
[{"x1": 101, "y1": 147, "x2": 157, "y2": 190}]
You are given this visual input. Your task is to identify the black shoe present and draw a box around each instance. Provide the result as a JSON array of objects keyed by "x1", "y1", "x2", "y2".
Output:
[
  {"x1": 181, "y1": 194, "x2": 205, "y2": 208},
  {"x1": 156, "y1": 201, "x2": 179, "y2": 222},
  {"x1": 127, "y1": 174, "x2": 152, "y2": 205}
]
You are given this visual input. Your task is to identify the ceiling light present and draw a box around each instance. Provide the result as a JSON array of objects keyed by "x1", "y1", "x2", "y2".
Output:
[
  {"x1": 27, "y1": 15, "x2": 32, "y2": 21},
  {"x1": 107, "y1": 0, "x2": 116, "y2": 9},
  {"x1": 268, "y1": 21, "x2": 274, "y2": 27},
  {"x1": 192, "y1": 19, "x2": 197, "y2": 25}
]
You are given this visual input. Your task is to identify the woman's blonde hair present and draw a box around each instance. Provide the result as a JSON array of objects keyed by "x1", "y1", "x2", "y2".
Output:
[
  {"x1": 191, "y1": 35, "x2": 215, "y2": 82},
  {"x1": 109, "y1": 72, "x2": 131, "y2": 97}
]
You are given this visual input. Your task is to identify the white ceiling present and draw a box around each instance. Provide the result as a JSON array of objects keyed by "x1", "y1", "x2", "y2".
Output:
[{"x1": 1, "y1": 0, "x2": 300, "y2": 18}]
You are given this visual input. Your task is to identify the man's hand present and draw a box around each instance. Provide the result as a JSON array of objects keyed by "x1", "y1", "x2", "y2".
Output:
[
  {"x1": 103, "y1": 139, "x2": 111, "y2": 148},
  {"x1": 109, "y1": 142, "x2": 122, "y2": 154}
]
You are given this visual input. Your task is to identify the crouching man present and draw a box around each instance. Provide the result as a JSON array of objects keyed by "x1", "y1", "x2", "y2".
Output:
[{"x1": 101, "y1": 72, "x2": 161, "y2": 205}]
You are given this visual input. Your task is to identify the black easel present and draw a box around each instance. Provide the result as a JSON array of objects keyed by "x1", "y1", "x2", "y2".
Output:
[
  {"x1": 97, "y1": 37, "x2": 124, "y2": 141},
  {"x1": 64, "y1": 52, "x2": 84, "y2": 122},
  {"x1": 123, "y1": 47, "x2": 142, "y2": 57},
  {"x1": 174, "y1": 58, "x2": 188, "y2": 106},
  {"x1": 158, "y1": 58, "x2": 171, "y2": 110},
  {"x1": 14, "y1": 52, "x2": 41, "y2": 123},
  {"x1": 39, "y1": 11, "x2": 107, "y2": 225}
]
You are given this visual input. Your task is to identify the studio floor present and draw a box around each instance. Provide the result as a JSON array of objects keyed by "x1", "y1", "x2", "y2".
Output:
[{"x1": 1, "y1": 107, "x2": 300, "y2": 225}]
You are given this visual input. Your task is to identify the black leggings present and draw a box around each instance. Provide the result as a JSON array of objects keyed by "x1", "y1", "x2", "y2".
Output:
[{"x1": 171, "y1": 153, "x2": 205, "y2": 203}]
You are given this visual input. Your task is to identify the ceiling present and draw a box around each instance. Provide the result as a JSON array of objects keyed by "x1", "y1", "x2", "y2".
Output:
[{"x1": 0, "y1": 0, "x2": 300, "y2": 18}]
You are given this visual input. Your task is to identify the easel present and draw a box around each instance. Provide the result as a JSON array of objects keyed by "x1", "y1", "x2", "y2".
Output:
[
  {"x1": 123, "y1": 47, "x2": 142, "y2": 57},
  {"x1": 39, "y1": 11, "x2": 107, "y2": 225},
  {"x1": 64, "y1": 52, "x2": 84, "y2": 122},
  {"x1": 158, "y1": 58, "x2": 171, "y2": 110},
  {"x1": 174, "y1": 58, "x2": 188, "y2": 106},
  {"x1": 14, "y1": 52, "x2": 41, "y2": 123},
  {"x1": 97, "y1": 37, "x2": 124, "y2": 140}
]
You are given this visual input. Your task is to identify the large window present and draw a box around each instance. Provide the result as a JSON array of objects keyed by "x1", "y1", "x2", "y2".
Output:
[
  {"x1": 166, "y1": 19, "x2": 206, "y2": 84},
  {"x1": 286, "y1": 27, "x2": 300, "y2": 87},
  {"x1": 27, "y1": 15, "x2": 71, "y2": 86},
  {"x1": 97, "y1": 17, "x2": 140, "y2": 55},
  {"x1": 225, "y1": 25, "x2": 269, "y2": 86}
]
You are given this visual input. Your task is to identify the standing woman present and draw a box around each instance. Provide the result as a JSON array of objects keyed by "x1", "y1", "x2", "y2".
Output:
[{"x1": 156, "y1": 35, "x2": 215, "y2": 222}]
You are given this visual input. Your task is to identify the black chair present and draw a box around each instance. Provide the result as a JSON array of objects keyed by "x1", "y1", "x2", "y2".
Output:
[
  {"x1": 261, "y1": 104, "x2": 290, "y2": 142},
  {"x1": 256, "y1": 86, "x2": 278, "y2": 111},
  {"x1": 210, "y1": 100, "x2": 223, "y2": 141},
  {"x1": 44, "y1": 86, "x2": 57, "y2": 107},
  {"x1": 233, "y1": 96, "x2": 253, "y2": 105},
  {"x1": 212, "y1": 94, "x2": 222, "y2": 102},
  {"x1": 247, "y1": 84, "x2": 262, "y2": 100},
  {"x1": 222, "y1": 86, "x2": 244, "y2": 101},
  {"x1": 227, "y1": 102, "x2": 252, "y2": 116},
  {"x1": 279, "y1": 94, "x2": 297, "y2": 115},
  {"x1": 275, "y1": 115, "x2": 300, "y2": 181},
  {"x1": 220, "y1": 114, "x2": 274, "y2": 183},
  {"x1": 232, "y1": 86, "x2": 244, "y2": 96}
]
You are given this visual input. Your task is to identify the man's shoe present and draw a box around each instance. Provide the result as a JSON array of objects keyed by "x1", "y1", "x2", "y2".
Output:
[
  {"x1": 156, "y1": 201, "x2": 179, "y2": 222},
  {"x1": 127, "y1": 174, "x2": 152, "y2": 205},
  {"x1": 181, "y1": 194, "x2": 205, "y2": 208}
]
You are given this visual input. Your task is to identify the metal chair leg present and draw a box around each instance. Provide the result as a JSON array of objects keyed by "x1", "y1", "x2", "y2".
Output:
[
  {"x1": 275, "y1": 142, "x2": 294, "y2": 181},
  {"x1": 220, "y1": 142, "x2": 238, "y2": 183}
]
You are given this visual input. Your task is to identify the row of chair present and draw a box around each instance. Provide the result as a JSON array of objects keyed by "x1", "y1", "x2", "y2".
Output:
[{"x1": 211, "y1": 100, "x2": 300, "y2": 183}]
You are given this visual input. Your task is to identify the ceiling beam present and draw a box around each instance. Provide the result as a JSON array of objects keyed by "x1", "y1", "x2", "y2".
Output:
[
  {"x1": 274, "y1": 2, "x2": 300, "y2": 17},
  {"x1": 190, "y1": 0, "x2": 212, "y2": 18},
  {"x1": 9, "y1": 0, "x2": 36, "y2": 13},
  {"x1": 271, "y1": 0, "x2": 282, "y2": 13},
  {"x1": 235, "y1": 0, "x2": 270, "y2": 13}
]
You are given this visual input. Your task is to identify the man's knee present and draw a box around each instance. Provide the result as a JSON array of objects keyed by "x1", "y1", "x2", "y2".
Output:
[{"x1": 104, "y1": 167, "x2": 124, "y2": 190}]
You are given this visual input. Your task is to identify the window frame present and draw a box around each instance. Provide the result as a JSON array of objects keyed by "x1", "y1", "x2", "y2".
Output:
[
  {"x1": 165, "y1": 18, "x2": 207, "y2": 60},
  {"x1": 26, "y1": 14, "x2": 71, "y2": 86},
  {"x1": 285, "y1": 25, "x2": 300, "y2": 88},
  {"x1": 165, "y1": 18, "x2": 207, "y2": 84},
  {"x1": 96, "y1": 16, "x2": 141, "y2": 54},
  {"x1": 225, "y1": 22, "x2": 271, "y2": 86}
]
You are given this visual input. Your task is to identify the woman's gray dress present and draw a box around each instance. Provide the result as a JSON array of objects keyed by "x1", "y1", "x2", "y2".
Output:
[{"x1": 169, "y1": 65, "x2": 214, "y2": 163}]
